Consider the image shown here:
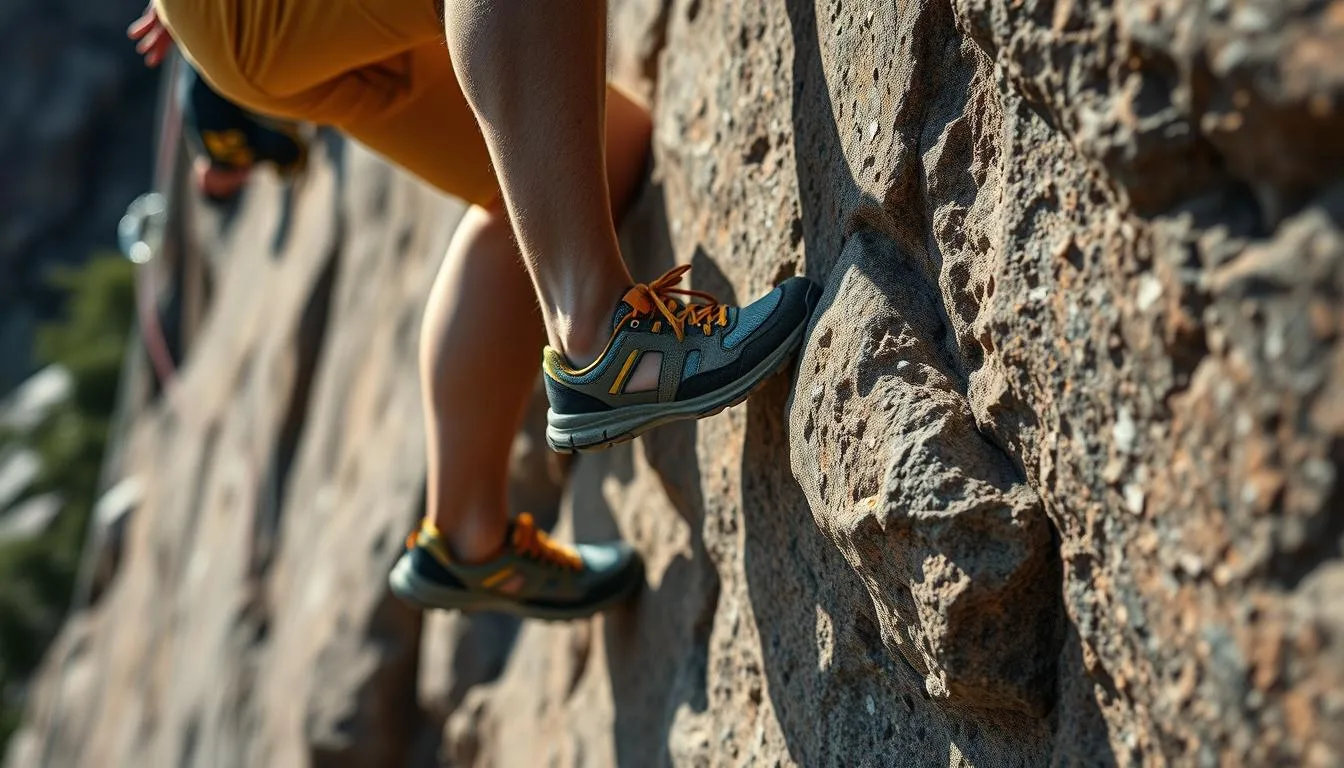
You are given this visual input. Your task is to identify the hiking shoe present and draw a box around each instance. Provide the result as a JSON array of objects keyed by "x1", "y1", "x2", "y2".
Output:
[
  {"x1": 543, "y1": 265, "x2": 821, "y2": 453},
  {"x1": 388, "y1": 514, "x2": 644, "y2": 620}
]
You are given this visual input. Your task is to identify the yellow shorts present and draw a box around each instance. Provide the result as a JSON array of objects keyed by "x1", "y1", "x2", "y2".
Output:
[{"x1": 156, "y1": 0, "x2": 499, "y2": 204}]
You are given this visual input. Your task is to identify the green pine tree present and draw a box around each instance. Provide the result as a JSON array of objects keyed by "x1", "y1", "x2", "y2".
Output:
[{"x1": 0, "y1": 253, "x2": 135, "y2": 752}]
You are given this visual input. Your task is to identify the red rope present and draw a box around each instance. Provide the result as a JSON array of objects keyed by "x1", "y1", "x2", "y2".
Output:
[{"x1": 136, "y1": 53, "x2": 184, "y2": 388}]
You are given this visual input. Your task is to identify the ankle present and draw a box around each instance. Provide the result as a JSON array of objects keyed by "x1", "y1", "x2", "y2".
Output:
[
  {"x1": 432, "y1": 512, "x2": 508, "y2": 565},
  {"x1": 553, "y1": 285, "x2": 628, "y2": 367},
  {"x1": 558, "y1": 323, "x2": 608, "y2": 368}
]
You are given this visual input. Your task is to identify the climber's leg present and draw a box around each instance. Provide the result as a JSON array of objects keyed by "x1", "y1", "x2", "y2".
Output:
[
  {"x1": 389, "y1": 85, "x2": 653, "y2": 619},
  {"x1": 418, "y1": 87, "x2": 651, "y2": 564},
  {"x1": 443, "y1": 0, "x2": 631, "y2": 363},
  {"x1": 442, "y1": 0, "x2": 822, "y2": 454},
  {"x1": 417, "y1": 201, "x2": 537, "y2": 564},
  {"x1": 156, "y1": 0, "x2": 650, "y2": 615}
]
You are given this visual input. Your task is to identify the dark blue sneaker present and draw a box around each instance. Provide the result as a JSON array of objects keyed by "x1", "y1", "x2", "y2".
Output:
[
  {"x1": 542, "y1": 265, "x2": 821, "y2": 453},
  {"x1": 389, "y1": 514, "x2": 644, "y2": 620}
]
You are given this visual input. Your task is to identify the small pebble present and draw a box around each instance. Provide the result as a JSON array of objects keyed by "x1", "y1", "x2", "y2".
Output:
[{"x1": 1123, "y1": 483, "x2": 1145, "y2": 515}]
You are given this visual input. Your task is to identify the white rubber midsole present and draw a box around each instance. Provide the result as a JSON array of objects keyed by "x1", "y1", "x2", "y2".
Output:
[{"x1": 546, "y1": 321, "x2": 805, "y2": 445}]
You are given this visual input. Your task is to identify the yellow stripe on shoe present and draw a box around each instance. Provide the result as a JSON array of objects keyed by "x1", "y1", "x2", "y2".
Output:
[
  {"x1": 422, "y1": 537, "x2": 456, "y2": 569},
  {"x1": 415, "y1": 521, "x2": 458, "y2": 569},
  {"x1": 609, "y1": 349, "x2": 641, "y2": 395},
  {"x1": 481, "y1": 566, "x2": 516, "y2": 588}
]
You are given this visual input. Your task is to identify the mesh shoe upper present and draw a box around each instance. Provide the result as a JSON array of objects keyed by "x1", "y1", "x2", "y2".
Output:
[
  {"x1": 404, "y1": 515, "x2": 642, "y2": 609},
  {"x1": 543, "y1": 266, "x2": 818, "y2": 414}
]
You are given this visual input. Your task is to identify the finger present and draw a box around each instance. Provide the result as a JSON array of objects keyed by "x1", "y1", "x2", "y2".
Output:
[
  {"x1": 135, "y1": 26, "x2": 164, "y2": 54},
  {"x1": 147, "y1": 40, "x2": 171, "y2": 67},
  {"x1": 127, "y1": 11, "x2": 157, "y2": 39}
]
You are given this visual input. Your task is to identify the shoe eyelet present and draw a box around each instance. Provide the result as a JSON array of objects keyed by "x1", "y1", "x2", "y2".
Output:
[{"x1": 630, "y1": 319, "x2": 641, "y2": 329}]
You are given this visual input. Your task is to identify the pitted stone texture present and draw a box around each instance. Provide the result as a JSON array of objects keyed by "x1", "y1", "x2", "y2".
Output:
[
  {"x1": 791, "y1": 232, "x2": 1060, "y2": 716},
  {"x1": 12, "y1": 0, "x2": 1344, "y2": 765},
  {"x1": 952, "y1": 0, "x2": 1344, "y2": 218}
]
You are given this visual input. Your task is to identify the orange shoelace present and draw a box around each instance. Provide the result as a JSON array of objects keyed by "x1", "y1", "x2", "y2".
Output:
[
  {"x1": 511, "y1": 513, "x2": 583, "y2": 570},
  {"x1": 622, "y1": 265, "x2": 730, "y2": 341}
]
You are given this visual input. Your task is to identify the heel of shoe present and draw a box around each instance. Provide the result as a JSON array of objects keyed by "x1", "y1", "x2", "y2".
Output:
[{"x1": 388, "y1": 553, "x2": 496, "y2": 612}]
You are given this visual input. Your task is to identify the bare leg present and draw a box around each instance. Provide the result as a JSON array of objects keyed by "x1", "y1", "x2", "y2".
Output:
[
  {"x1": 443, "y1": 0, "x2": 627, "y2": 367},
  {"x1": 421, "y1": 88, "x2": 651, "y2": 562},
  {"x1": 420, "y1": 201, "x2": 538, "y2": 562}
]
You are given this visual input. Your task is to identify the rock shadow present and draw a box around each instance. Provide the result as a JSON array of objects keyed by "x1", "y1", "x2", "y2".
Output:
[
  {"x1": 569, "y1": 428, "x2": 719, "y2": 768},
  {"x1": 1052, "y1": 597, "x2": 1121, "y2": 766},
  {"x1": 735, "y1": 0, "x2": 1096, "y2": 762},
  {"x1": 568, "y1": 179, "x2": 720, "y2": 768}
]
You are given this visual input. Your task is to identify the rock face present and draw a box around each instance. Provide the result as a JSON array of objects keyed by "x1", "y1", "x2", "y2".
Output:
[
  {"x1": 791, "y1": 231, "x2": 1061, "y2": 718},
  {"x1": 10, "y1": 0, "x2": 1344, "y2": 766},
  {"x1": 0, "y1": 0, "x2": 159, "y2": 392}
]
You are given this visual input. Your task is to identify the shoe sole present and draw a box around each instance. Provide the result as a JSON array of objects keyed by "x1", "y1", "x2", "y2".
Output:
[
  {"x1": 387, "y1": 553, "x2": 645, "y2": 621},
  {"x1": 545, "y1": 319, "x2": 808, "y2": 454}
]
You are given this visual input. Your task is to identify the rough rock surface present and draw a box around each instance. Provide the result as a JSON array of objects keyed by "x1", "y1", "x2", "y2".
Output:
[
  {"x1": 11, "y1": 0, "x2": 1344, "y2": 766},
  {"x1": 10, "y1": 143, "x2": 461, "y2": 768},
  {"x1": 792, "y1": 231, "x2": 1061, "y2": 718}
]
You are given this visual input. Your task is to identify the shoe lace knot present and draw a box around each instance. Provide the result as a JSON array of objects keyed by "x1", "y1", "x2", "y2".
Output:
[
  {"x1": 511, "y1": 513, "x2": 583, "y2": 571},
  {"x1": 622, "y1": 265, "x2": 730, "y2": 341}
]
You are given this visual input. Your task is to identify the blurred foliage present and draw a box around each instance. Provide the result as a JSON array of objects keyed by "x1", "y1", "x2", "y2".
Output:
[{"x1": 0, "y1": 253, "x2": 134, "y2": 753}]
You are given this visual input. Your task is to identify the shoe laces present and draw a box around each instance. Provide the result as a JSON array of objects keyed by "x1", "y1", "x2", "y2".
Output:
[
  {"x1": 622, "y1": 265, "x2": 730, "y2": 341},
  {"x1": 511, "y1": 513, "x2": 583, "y2": 571}
]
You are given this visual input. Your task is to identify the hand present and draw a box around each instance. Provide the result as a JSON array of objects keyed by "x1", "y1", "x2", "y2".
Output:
[{"x1": 128, "y1": 4, "x2": 174, "y2": 68}]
